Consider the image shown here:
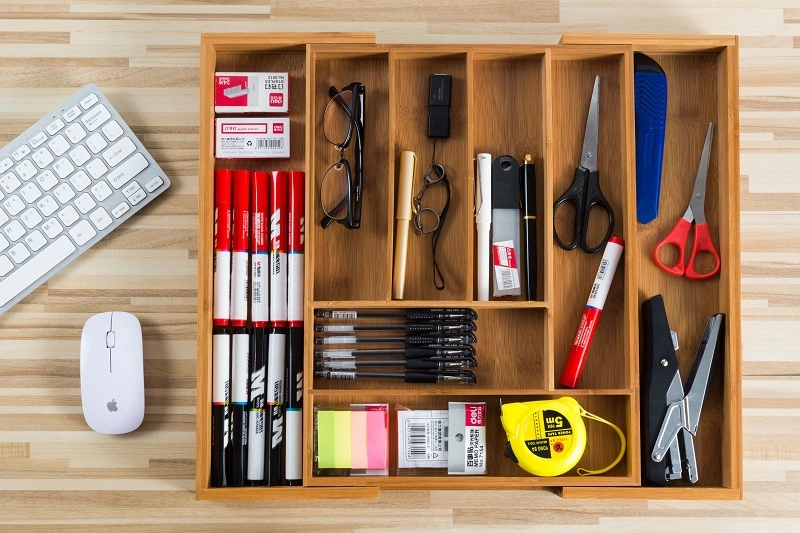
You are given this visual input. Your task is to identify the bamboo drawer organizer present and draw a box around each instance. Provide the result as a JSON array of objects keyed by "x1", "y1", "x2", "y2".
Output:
[{"x1": 197, "y1": 32, "x2": 742, "y2": 500}]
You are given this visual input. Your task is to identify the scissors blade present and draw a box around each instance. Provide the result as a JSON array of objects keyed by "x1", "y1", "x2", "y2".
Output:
[
  {"x1": 687, "y1": 122, "x2": 714, "y2": 224},
  {"x1": 580, "y1": 76, "x2": 600, "y2": 173}
]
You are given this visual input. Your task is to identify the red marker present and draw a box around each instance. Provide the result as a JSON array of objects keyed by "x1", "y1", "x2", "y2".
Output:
[
  {"x1": 269, "y1": 171, "x2": 288, "y2": 327},
  {"x1": 287, "y1": 171, "x2": 305, "y2": 328},
  {"x1": 230, "y1": 170, "x2": 250, "y2": 327},
  {"x1": 560, "y1": 236, "x2": 625, "y2": 388},
  {"x1": 251, "y1": 171, "x2": 269, "y2": 328},
  {"x1": 285, "y1": 170, "x2": 305, "y2": 485},
  {"x1": 213, "y1": 169, "x2": 233, "y2": 327}
]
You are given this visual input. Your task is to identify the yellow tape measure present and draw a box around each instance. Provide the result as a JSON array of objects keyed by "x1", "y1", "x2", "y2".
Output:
[{"x1": 500, "y1": 397, "x2": 626, "y2": 477}]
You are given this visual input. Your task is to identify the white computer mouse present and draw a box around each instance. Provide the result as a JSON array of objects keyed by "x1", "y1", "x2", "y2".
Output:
[{"x1": 80, "y1": 311, "x2": 145, "y2": 434}]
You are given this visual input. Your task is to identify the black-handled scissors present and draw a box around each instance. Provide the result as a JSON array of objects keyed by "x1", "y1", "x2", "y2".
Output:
[{"x1": 553, "y1": 76, "x2": 615, "y2": 253}]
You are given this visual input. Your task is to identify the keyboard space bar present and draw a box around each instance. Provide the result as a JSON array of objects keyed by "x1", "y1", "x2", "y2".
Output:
[{"x1": 0, "y1": 236, "x2": 77, "y2": 307}]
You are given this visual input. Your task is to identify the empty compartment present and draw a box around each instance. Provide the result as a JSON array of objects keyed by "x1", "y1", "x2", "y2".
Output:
[
  {"x1": 635, "y1": 52, "x2": 727, "y2": 488},
  {"x1": 308, "y1": 392, "x2": 633, "y2": 487},
  {"x1": 310, "y1": 307, "x2": 546, "y2": 391},
  {"x1": 471, "y1": 51, "x2": 548, "y2": 303},
  {"x1": 311, "y1": 48, "x2": 392, "y2": 301},
  {"x1": 392, "y1": 50, "x2": 470, "y2": 301},
  {"x1": 550, "y1": 52, "x2": 632, "y2": 390}
]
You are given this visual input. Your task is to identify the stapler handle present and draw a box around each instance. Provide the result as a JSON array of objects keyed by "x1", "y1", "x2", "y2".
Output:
[{"x1": 641, "y1": 294, "x2": 679, "y2": 486}]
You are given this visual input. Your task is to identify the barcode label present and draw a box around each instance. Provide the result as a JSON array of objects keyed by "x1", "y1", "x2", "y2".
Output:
[
  {"x1": 492, "y1": 240, "x2": 521, "y2": 294},
  {"x1": 597, "y1": 258, "x2": 610, "y2": 281},
  {"x1": 331, "y1": 311, "x2": 358, "y2": 319},
  {"x1": 257, "y1": 138, "x2": 284, "y2": 149},
  {"x1": 398, "y1": 411, "x2": 448, "y2": 468}
]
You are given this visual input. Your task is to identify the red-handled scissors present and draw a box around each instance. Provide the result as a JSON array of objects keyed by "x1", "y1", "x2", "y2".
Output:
[{"x1": 653, "y1": 122, "x2": 720, "y2": 280}]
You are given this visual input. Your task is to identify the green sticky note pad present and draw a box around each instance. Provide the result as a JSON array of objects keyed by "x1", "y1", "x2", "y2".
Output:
[
  {"x1": 333, "y1": 411, "x2": 352, "y2": 469},
  {"x1": 316, "y1": 410, "x2": 335, "y2": 469}
]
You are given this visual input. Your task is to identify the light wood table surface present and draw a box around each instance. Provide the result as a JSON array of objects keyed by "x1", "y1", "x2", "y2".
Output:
[{"x1": 0, "y1": 1, "x2": 798, "y2": 530}]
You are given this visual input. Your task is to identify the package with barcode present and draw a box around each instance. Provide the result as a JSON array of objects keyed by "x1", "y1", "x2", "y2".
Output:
[
  {"x1": 397, "y1": 409, "x2": 449, "y2": 470},
  {"x1": 396, "y1": 402, "x2": 486, "y2": 475},
  {"x1": 491, "y1": 208, "x2": 522, "y2": 297},
  {"x1": 215, "y1": 117, "x2": 290, "y2": 159},
  {"x1": 448, "y1": 402, "x2": 486, "y2": 475}
]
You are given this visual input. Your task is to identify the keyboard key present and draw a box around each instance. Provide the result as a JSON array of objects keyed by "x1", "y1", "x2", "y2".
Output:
[
  {"x1": 122, "y1": 181, "x2": 141, "y2": 198},
  {"x1": 102, "y1": 120, "x2": 124, "y2": 142},
  {"x1": 89, "y1": 207, "x2": 112, "y2": 231},
  {"x1": 80, "y1": 93, "x2": 99, "y2": 110},
  {"x1": 65, "y1": 123, "x2": 86, "y2": 144},
  {"x1": 0, "y1": 158, "x2": 12, "y2": 174},
  {"x1": 81, "y1": 104, "x2": 111, "y2": 132},
  {"x1": 15, "y1": 161, "x2": 37, "y2": 181},
  {"x1": 37, "y1": 195, "x2": 58, "y2": 217},
  {"x1": 90, "y1": 181, "x2": 112, "y2": 202},
  {"x1": 0, "y1": 210, "x2": 6, "y2": 226},
  {"x1": 32, "y1": 147, "x2": 54, "y2": 169},
  {"x1": 0, "y1": 256, "x2": 11, "y2": 276},
  {"x1": 0, "y1": 235, "x2": 76, "y2": 307},
  {"x1": 0, "y1": 173, "x2": 21, "y2": 194},
  {"x1": 19, "y1": 182, "x2": 42, "y2": 204},
  {"x1": 86, "y1": 133, "x2": 108, "y2": 154},
  {"x1": 75, "y1": 193, "x2": 96, "y2": 214},
  {"x1": 0, "y1": 235, "x2": 8, "y2": 253},
  {"x1": 29, "y1": 132, "x2": 48, "y2": 149},
  {"x1": 108, "y1": 153, "x2": 148, "y2": 189},
  {"x1": 21, "y1": 208, "x2": 43, "y2": 229},
  {"x1": 48, "y1": 135, "x2": 70, "y2": 157},
  {"x1": 9, "y1": 242, "x2": 31, "y2": 264},
  {"x1": 57, "y1": 205, "x2": 79, "y2": 227},
  {"x1": 64, "y1": 106, "x2": 81, "y2": 123},
  {"x1": 3, "y1": 195, "x2": 24, "y2": 216},
  {"x1": 53, "y1": 183, "x2": 75, "y2": 205},
  {"x1": 53, "y1": 158, "x2": 75, "y2": 179},
  {"x1": 4, "y1": 220, "x2": 25, "y2": 241},
  {"x1": 69, "y1": 220, "x2": 96, "y2": 246},
  {"x1": 69, "y1": 145, "x2": 91, "y2": 167},
  {"x1": 36, "y1": 170, "x2": 58, "y2": 192},
  {"x1": 86, "y1": 159, "x2": 108, "y2": 179},
  {"x1": 103, "y1": 137, "x2": 136, "y2": 168},
  {"x1": 12, "y1": 145, "x2": 31, "y2": 161},
  {"x1": 111, "y1": 202, "x2": 130, "y2": 218},
  {"x1": 69, "y1": 171, "x2": 91, "y2": 192},
  {"x1": 128, "y1": 188, "x2": 146, "y2": 206},
  {"x1": 46, "y1": 119, "x2": 65, "y2": 136},
  {"x1": 42, "y1": 218, "x2": 63, "y2": 239},
  {"x1": 25, "y1": 230, "x2": 46, "y2": 252},
  {"x1": 144, "y1": 175, "x2": 164, "y2": 193},
  {"x1": 9, "y1": 242, "x2": 30, "y2": 264}
]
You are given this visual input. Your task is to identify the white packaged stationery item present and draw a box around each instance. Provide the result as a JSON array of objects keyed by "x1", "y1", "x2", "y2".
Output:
[
  {"x1": 215, "y1": 72, "x2": 289, "y2": 113},
  {"x1": 215, "y1": 118, "x2": 290, "y2": 159}
]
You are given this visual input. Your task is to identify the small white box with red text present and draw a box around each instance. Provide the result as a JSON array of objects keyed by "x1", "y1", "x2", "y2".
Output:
[
  {"x1": 215, "y1": 118, "x2": 290, "y2": 159},
  {"x1": 215, "y1": 72, "x2": 289, "y2": 113}
]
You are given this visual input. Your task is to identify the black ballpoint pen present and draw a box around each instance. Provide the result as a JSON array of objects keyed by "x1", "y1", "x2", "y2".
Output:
[
  {"x1": 521, "y1": 154, "x2": 538, "y2": 301},
  {"x1": 314, "y1": 369, "x2": 477, "y2": 384},
  {"x1": 314, "y1": 308, "x2": 478, "y2": 321},
  {"x1": 314, "y1": 321, "x2": 476, "y2": 334},
  {"x1": 313, "y1": 345, "x2": 476, "y2": 359}
]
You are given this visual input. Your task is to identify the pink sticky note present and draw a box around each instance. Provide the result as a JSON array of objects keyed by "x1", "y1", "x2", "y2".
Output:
[
  {"x1": 350, "y1": 411, "x2": 369, "y2": 469},
  {"x1": 366, "y1": 409, "x2": 388, "y2": 470}
]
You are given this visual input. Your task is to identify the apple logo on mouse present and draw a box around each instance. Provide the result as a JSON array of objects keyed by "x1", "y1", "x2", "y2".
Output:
[{"x1": 107, "y1": 399, "x2": 118, "y2": 412}]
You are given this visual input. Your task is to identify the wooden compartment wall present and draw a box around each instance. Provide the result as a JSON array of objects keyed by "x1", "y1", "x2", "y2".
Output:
[{"x1": 197, "y1": 32, "x2": 742, "y2": 501}]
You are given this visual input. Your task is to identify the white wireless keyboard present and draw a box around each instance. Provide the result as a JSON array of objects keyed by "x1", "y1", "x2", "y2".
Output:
[{"x1": 0, "y1": 84, "x2": 171, "y2": 315}]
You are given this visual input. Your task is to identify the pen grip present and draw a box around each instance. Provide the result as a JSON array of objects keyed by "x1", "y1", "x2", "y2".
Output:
[
  {"x1": 392, "y1": 221, "x2": 410, "y2": 299},
  {"x1": 404, "y1": 371, "x2": 439, "y2": 384}
]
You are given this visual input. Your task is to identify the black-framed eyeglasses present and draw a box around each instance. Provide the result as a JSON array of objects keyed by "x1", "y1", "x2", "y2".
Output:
[{"x1": 319, "y1": 82, "x2": 365, "y2": 229}]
